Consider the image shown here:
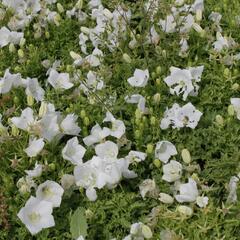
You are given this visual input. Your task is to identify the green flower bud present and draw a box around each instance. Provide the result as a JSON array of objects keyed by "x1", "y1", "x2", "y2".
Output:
[
  {"x1": 57, "y1": 3, "x2": 64, "y2": 13},
  {"x1": 18, "y1": 49, "x2": 24, "y2": 58},
  {"x1": 146, "y1": 144, "x2": 154, "y2": 154},
  {"x1": 13, "y1": 96, "x2": 20, "y2": 105},
  {"x1": 84, "y1": 117, "x2": 90, "y2": 126},
  {"x1": 80, "y1": 110, "x2": 86, "y2": 119},
  {"x1": 142, "y1": 225, "x2": 153, "y2": 239},
  {"x1": 153, "y1": 159, "x2": 161, "y2": 168},
  {"x1": 153, "y1": 93, "x2": 161, "y2": 104},
  {"x1": 224, "y1": 68, "x2": 230, "y2": 77},
  {"x1": 215, "y1": 114, "x2": 224, "y2": 126},
  {"x1": 134, "y1": 130, "x2": 141, "y2": 139},
  {"x1": 48, "y1": 163, "x2": 56, "y2": 171},
  {"x1": 228, "y1": 105, "x2": 235, "y2": 116},
  {"x1": 11, "y1": 125, "x2": 19, "y2": 136},
  {"x1": 176, "y1": 205, "x2": 193, "y2": 217},
  {"x1": 155, "y1": 78, "x2": 161, "y2": 86},
  {"x1": 122, "y1": 53, "x2": 132, "y2": 63},
  {"x1": 181, "y1": 149, "x2": 191, "y2": 164},
  {"x1": 150, "y1": 116, "x2": 156, "y2": 125},
  {"x1": 45, "y1": 31, "x2": 50, "y2": 39},
  {"x1": 39, "y1": 102, "x2": 48, "y2": 117},
  {"x1": 135, "y1": 108, "x2": 142, "y2": 119},
  {"x1": 9, "y1": 43, "x2": 16, "y2": 53},
  {"x1": 156, "y1": 66, "x2": 161, "y2": 74},
  {"x1": 232, "y1": 83, "x2": 239, "y2": 91},
  {"x1": 27, "y1": 95, "x2": 34, "y2": 106}
]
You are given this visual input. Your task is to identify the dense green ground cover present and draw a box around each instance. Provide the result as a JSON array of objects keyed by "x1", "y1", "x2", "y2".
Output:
[{"x1": 0, "y1": 0, "x2": 240, "y2": 239}]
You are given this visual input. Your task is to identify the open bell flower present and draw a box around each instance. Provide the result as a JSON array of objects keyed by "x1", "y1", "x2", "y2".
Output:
[
  {"x1": 17, "y1": 196, "x2": 55, "y2": 235},
  {"x1": 155, "y1": 141, "x2": 177, "y2": 163},
  {"x1": 127, "y1": 69, "x2": 149, "y2": 87},
  {"x1": 60, "y1": 114, "x2": 81, "y2": 135},
  {"x1": 36, "y1": 180, "x2": 64, "y2": 207},
  {"x1": 160, "y1": 102, "x2": 202, "y2": 129},
  {"x1": 62, "y1": 137, "x2": 86, "y2": 165},
  {"x1": 175, "y1": 178, "x2": 199, "y2": 203},
  {"x1": 24, "y1": 138, "x2": 45, "y2": 157},
  {"x1": 162, "y1": 160, "x2": 182, "y2": 183}
]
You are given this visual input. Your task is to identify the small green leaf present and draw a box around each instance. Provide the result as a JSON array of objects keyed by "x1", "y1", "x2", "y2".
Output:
[{"x1": 70, "y1": 207, "x2": 88, "y2": 239}]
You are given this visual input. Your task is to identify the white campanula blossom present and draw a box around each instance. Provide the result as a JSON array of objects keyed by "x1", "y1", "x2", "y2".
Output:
[
  {"x1": 83, "y1": 123, "x2": 110, "y2": 146},
  {"x1": 11, "y1": 107, "x2": 35, "y2": 131},
  {"x1": 60, "y1": 114, "x2": 81, "y2": 135},
  {"x1": 160, "y1": 102, "x2": 202, "y2": 129},
  {"x1": 175, "y1": 178, "x2": 199, "y2": 203},
  {"x1": 123, "y1": 222, "x2": 152, "y2": 240},
  {"x1": 36, "y1": 180, "x2": 64, "y2": 208},
  {"x1": 25, "y1": 162, "x2": 43, "y2": 178},
  {"x1": 85, "y1": 47, "x2": 103, "y2": 67},
  {"x1": 126, "y1": 151, "x2": 147, "y2": 163},
  {"x1": 47, "y1": 69, "x2": 73, "y2": 90},
  {"x1": 230, "y1": 98, "x2": 240, "y2": 120},
  {"x1": 227, "y1": 176, "x2": 239, "y2": 203},
  {"x1": 196, "y1": 196, "x2": 209, "y2": 208},
  {"x1": 0, "y1": 68, "x2": 23, "y2": 94},
  {"x1": 139, "y1": 179, "x2": 156, "y2": 199},
  {"x1": 164, "y1": 66, "x2": 204, "y2": 100},
  {"x1": 155, "y1": 141, "x2": 177, "y2": 163},
  {"x1": 95, "y1": 141, "x2": 118, "y2": 159},
  {"x1": 162, "y1": 160, "x2": 182, "y2": 183},
  {"x1": 62, "y1": 137, "x2": 86, "y2": 165},
  {"x1": 0, "y1": 27, "x2": 23, "y2": 48},
  {"x1": 159, "y1": 15, "x2": 176, "y2": 33},
  {"x1": 17, "y1": 196, "x2": 55, "y2": 235},
  {"x1": 103, "y1": 111, "x2": 126, "y2": 139},
  {"x1": 125, "y1": 94, "x2": 148, "y2": 114},
  {"x1": 25, "y1": 77, "x2": 45, "y2": 102},
  {"x1": 213, "y1": 32, "x2": 229, "y2": 52},
  {"x1": 127, "y1": 69, "x2": 149, "y2": 87},
  {"x1": 24, "y1": 138, "x2": 45, "y2": 157}
]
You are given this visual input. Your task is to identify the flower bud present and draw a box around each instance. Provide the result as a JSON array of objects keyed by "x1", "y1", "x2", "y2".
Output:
[
  {"x1": 135, "y1": 108, "x2": 142, "y2": 119},
  {"x1": 80, "y1": 110, "x2": 86, "y2": 119},
  {"x1": 150, "y1": 116, "x2": 156, "y2": 125},
  {"x1": 153, "y1": 93, "x2": 161, "y2": 104},
  {"x1": 39, "y1": 101, "x2": 48, "y2": 117},
  {"x1": 48, "y1": 163, "x2": 56, "y2": 171},
  {"x1": 215, "y1": 114, "x2": 224, "y2": 126},
  {"x1": 153, "y1": 159, "x2": 161, "y2": 168},
  {"x1": 27, "y1": 95, "x2": 34, "y2": 106},
  {"x1": 181, "y1": 149, "x2": 191, "y2": 164},
  {"x1": 20, "y1": 38, "x2": 26, "y2": 47},
  {"x1": 76, "y1": 0, "x2": 83, "y2": 9},
  {"x1": 176, "y1": 205, "x2": 193, "y2": 217},
  {"x1": 83, "y1": 117, "x2": 90, "y2": 126},
  {"x1": 134, "y1": 130, "x2": 141, "y2": 139},
  {"x1": 155, "y1": 78, "x2": 161, "y2": 86},
  {"x1": 57, "y1": 3, "x2": 64, "y2": 13},
  {"x1": 70, "y1": 51, "x2": 81, "y2": 60},
  {"x1": 232, "y1": 83, "x2": 239, "y2": 91},
  {"x1": 159, "y1": 193, "x2": 174, "y2": 204},
  {"x1": 18, "y1": 49, "x2": 24, "y2": 58},
  {"x1": 196, "y1": 9, "x2": 202, "y2": 21},
  {"x1": 122, "y1": 53, "x2": 131, "y2": 63},
  {"x1": 45, "y1": 31, "x2": 50, "y2": 39},
  {"x1": 146, "y1": 144, "x2": 154, "y2": 154},
  {"x1": 85, "y1": 209, "x2": 94, "y2": 219},
  {"x1": 11, "y1": 125, "x2": 19, "y2": 136},
  {"x1": 142, "y1": 225, "x2": 153, "y2": 239},
  {"x1": 156, "y1": 66, "x2": 161, "y2": 74},
  {"x1": 224, "y1": 68, "x2": 230, "y2": 77},
  {"x1": 9, "y1": 43, "x2": 16, "y2": 53},
  {"x1": 80, "y1": 26, "x2": 90, "y2": 35},
  {"x1": 162, "y1": 50, "x2": 167, "y2": 58},
  {"x1": 228, "y1": 105, "x2": 235, "y2": 116},
  {"x1": 54, "y1": 14, "x2": 61, "y2": 26}
]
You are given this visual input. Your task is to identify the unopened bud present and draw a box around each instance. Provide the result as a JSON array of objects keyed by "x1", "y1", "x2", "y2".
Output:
[
  {"x1": 122, "y1": 53, "x2": 132, "y2": 63},
  {"x1": 228, "y1": 105, "x2": 235, "y2": 116},
  {"x1": 83, "y1": 117, "x2": 90, "y2": 126},
  {"x1": 176, "y1": 205, "x2": 193, "y2": 217},
  {"x1": 159, "y1": 193, "x2": 174, "y2": 204},
  {"x1": 153, "y1": 93, "x2": 161, "y2": 104},
  {"x1": 80, "y1": 26, "x2": 90, "y2": 35},
  {"x1": 215, "y1": 114, "x2": 224, "y2": 126},
  {"x1": 153, "y1": 159, "x2": 161, "y2": 168},
  {"x1": 181, "y1": 149, "x2": 191, "y2": 164},
  {"x1": 39, "y1": 101, "x2": 48, "y2": 117},
  {"x1": 142, "y1": 225, "x2": 152, "y2": 239},
  {"x1": 20, "y1": 38, "x2": 26, "y2": 47},
  {"x1": 18, "y1": 49, "x2": 24, "y2": 58},
  {"x1": 57, "y1": 3, "x2": 64, "y2": 13},
  {"x1": 11, "y1": 125, "x2": 19, "y2": 136},
  {"x1": 9, "y1": 43, "x2": 16, "y2": 53},
  {"x1": 232, "y1": 83, "x2": 239, "y2": 91},
  {"x1": 70, "y1": 51, "x2": 81, "y2": 60},
  {"x1": 196, "y1": 9, "x2": 202, "y2": 21},
  {"x1": 76, "y1": 0, "x2": 83, "y2": 9},
  {"x1": 27, "y1": 95, "x2": 34, "y2": 106},
  {"x1": 146, "y1": 144, "x2": 154, "y2": 154}
]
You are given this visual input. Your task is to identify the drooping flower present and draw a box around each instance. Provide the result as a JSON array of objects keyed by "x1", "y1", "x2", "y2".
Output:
[
  {"x1": 24, "y1": 138, "x2": 45, "y2": 157},
  {"x1": 17, "y1": 196, "x2": 55, "y2": 235},
  {"x1": 126, "y1": 151, "x2": 146, "y2": 163},
  {"x1": 103, "y1": 111, "x2": 125, "y2": 138},
  {"x1": 60, "y1": 114, "x2": 81, "y2": 135},
  {"x1": 0, "y1": 27, "x2": 23, "y2": 48},
  {"x1": 160, "y1": 102, "x2": 202, "y2": 129},
  {"x1": 139, "y1": 179, "x2": 157, "y2": 199},
  {"x1": 83, "y1": 123, "x2": 110, "y2": 146},
  {"x1": 47, "y1": 69, "x2": 73, "y2": 90},
  {"x1": 25, "y1": 162, "x2": 43, "y2": 178},
  {"x1": 162, "y1": 160, "x2": 182, "y2": 183},
  {"x1": 175, "y1": 178, "x2": 199, "y2": 203},
  {"x1": 155, "y1": 141, "x2": 177, "y2": 163},
  {"x1": 62, "y1": 137, "x2": 86, "y2": 165},
  {"x1": 125, "y1": 94, "x2": 148, "y2": 114},
  {"x1": 25, "y1": 78, "x2": 45, "y2": 102},
  {"x1": 11, "y1": 107, "x2": 35, "y2": 131},
  {"x1": 36, "y1": 180, "x2": 64, "y2": 207},
  {"x1": 127, "y1": 69, "x2": 149, "y2": 87}
]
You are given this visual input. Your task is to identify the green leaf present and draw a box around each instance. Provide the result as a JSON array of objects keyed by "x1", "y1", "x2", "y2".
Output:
[{"x1": 70, "y1": 207, "x2": 88, "y2": 239}]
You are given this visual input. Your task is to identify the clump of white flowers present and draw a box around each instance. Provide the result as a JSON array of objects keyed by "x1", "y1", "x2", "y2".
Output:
[
  {"x1": 164, "y1": 66, "x2": 204, "y2": 100},
  {"x1": 160, "y1": 102, "x2": 203, "y2": 129}
]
